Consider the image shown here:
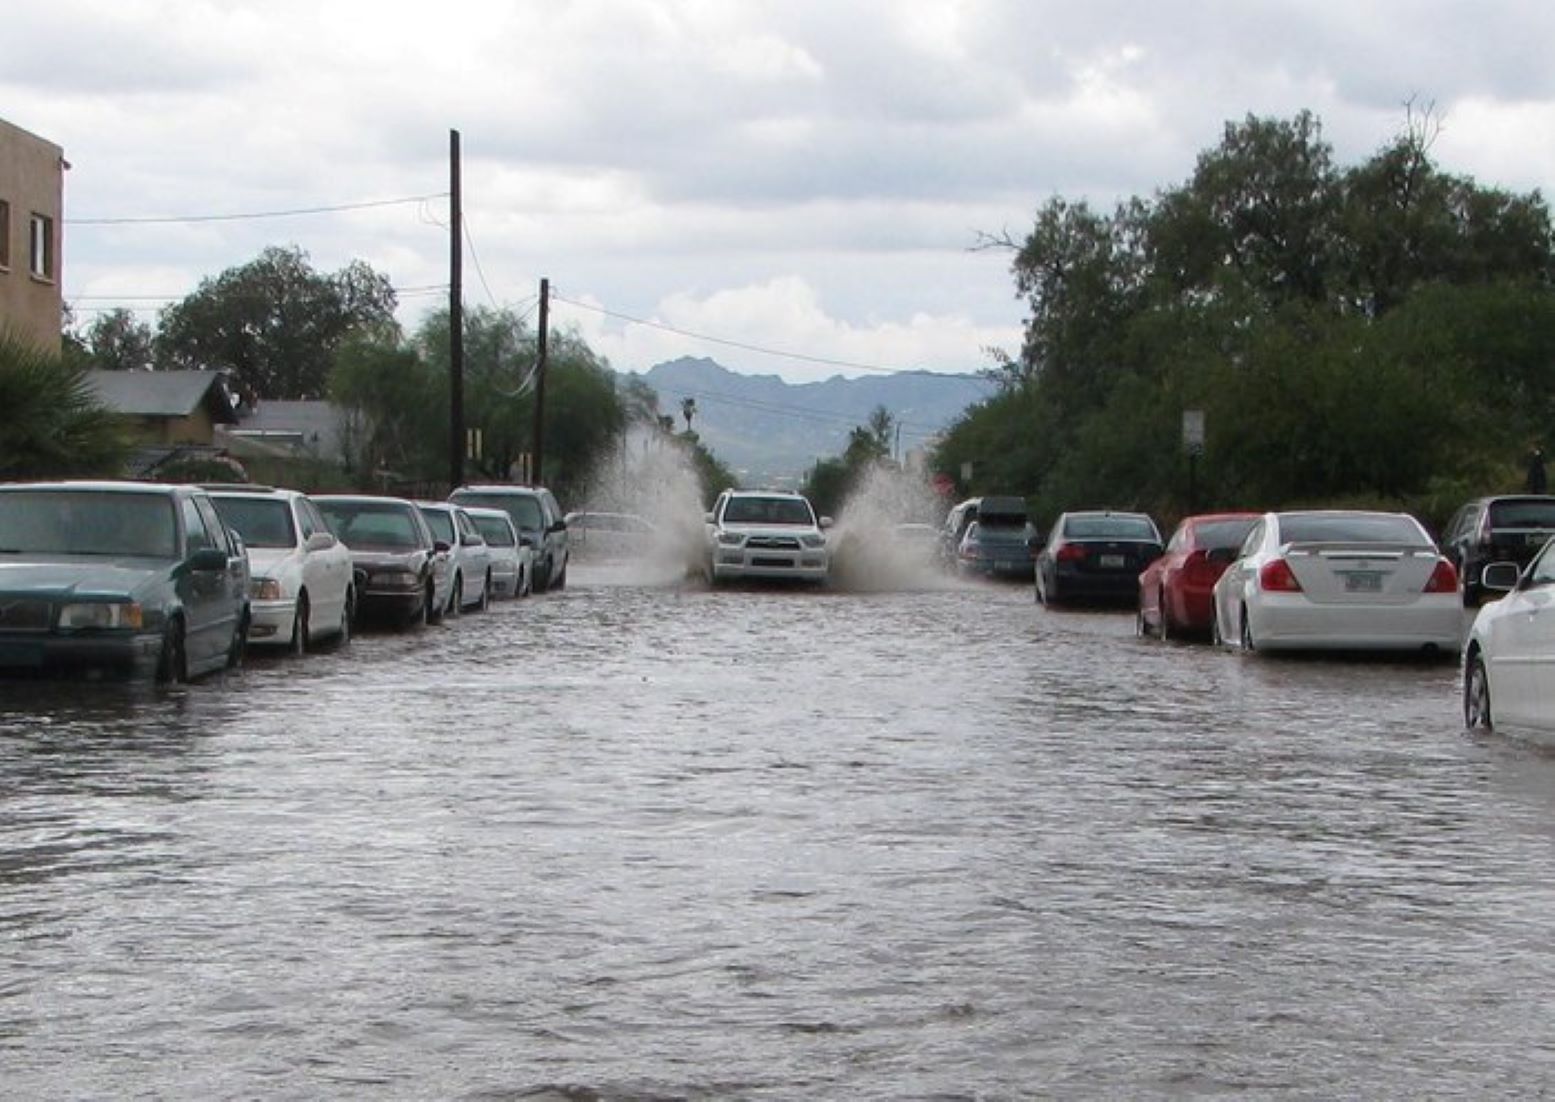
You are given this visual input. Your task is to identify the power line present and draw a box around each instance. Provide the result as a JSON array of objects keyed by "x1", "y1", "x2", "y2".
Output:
[
  {"x1": 66, "y1": 193, "x2": 450, "y2": 226},
  {"x1": 552, "y1": 291, "x2": 971, "y2": 378}
]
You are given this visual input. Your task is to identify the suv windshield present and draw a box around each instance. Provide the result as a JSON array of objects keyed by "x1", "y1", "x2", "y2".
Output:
[
  {"x1": 212, "y1": 497, "x2": 296, "y2": 549},
  {"x1": 452, "y1": 492, "x2": 544, "y2": 530},
  {"x1": 723, "y1": 496, "x2": 815, "y2": 525}
]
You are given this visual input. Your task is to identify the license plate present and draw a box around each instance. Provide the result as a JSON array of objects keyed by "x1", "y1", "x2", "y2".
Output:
[
  {"x1": 1099, "y1": 554, "x2": 1126, "y2": 569},
  {"x1": 1344, "y1": 572, "x2": 1382, "y2": 592}
]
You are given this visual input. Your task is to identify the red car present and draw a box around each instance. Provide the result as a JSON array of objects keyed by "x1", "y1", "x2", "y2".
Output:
[{"x1": 1138, "y1": 512, "x2": 1260, "y2": 639}]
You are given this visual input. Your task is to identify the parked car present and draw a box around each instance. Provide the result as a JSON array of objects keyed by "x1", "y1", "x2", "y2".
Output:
[
  {"x1": 465, "y1": 506, "x2": 532, "y2": 598},
  {"x1": 208, "y1": 486, "x2": 355, "y2": 653},
  {"x1": 418, "y1": 502, "x2": 492, "y2": 615},
  {"x1": 1137, "y1": 512, "x2": 1260, "y2": 639},
  {"x1": 0, "y1": 481, "x2": 249, "y2": 682},
  {"x1": 1035, "y1": 511, "x2": 1163, "y2": 606},
  {"x1": 448, "y1": 485, "x2": 569, "y2": 592},
  {"x1": 1441, "y1": 495, "x2": 1555, "y2": 606},
  {"x1": 1463, "y1": 537, "x2": 1555, "y2": 737},
  {"x1": 313, "y1": 495, "x2": 441, "y2": 627},
  {"x1": 1211, "y1": 510, "x2": 1462, "y2": 654},
  {"x1": 939, "y1": 495, "x2": 1030, "y2": 570},
  {"x1": 955, "y1": 517, "x2": 1040, "y2": 579},
  {"x1": 565, "y1": 511, "x2": 658, "y2": 558},
  {"x1": 704, "y1": 489, "x2": 830, "y2": 584}
]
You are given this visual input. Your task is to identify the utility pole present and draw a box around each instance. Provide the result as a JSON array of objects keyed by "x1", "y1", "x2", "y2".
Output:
[
  {"x1": 448, "y1": 129, "x2": 465, "y2": 490},
  {"x1": 531, "y1": 277, "x2": 549, "y2": 485}
]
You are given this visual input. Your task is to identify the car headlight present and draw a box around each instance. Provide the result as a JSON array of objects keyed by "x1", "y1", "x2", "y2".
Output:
[
  {"x1": 800, "y1": 533, "x2": 827, "y2": 548},
  {"x1": 716, "y1": 532, "x2": 746, "y2": 546},
  {"x1": 379, "y1": 569, "x2": 421, "y2": 587},
  {"x1": 250, "y1": 577, "x2": 284, "y2": 600},
  {"x1": 58, "y1": 601, "x2": 143, "y2": 630}
]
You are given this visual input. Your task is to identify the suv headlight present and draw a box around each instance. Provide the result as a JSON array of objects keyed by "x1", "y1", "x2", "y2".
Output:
[
  {"x1": 716, "y1": 531, "x2": 746, "y2": 546},
  {"x1": 58, "y1": 601, "x2": 143, "y2": 630},
  {"x1": 800, "y1": 533, "x2": 827, "y2": 549},
  {"x1": 250, "y1": 577, "x2": 283, "y2": 600}
]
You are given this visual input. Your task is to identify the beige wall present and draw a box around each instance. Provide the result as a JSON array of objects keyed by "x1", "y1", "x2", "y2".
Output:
[{"x1": 0, "y1": 117, "x2": 65, "y2": 352}]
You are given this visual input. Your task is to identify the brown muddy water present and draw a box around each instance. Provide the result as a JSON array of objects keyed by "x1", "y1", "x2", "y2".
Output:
[{"x1": 4, "y1": 563, "x2": 1555, "y2": 1099}]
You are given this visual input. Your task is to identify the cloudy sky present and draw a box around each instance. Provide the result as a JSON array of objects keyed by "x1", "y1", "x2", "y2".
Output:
[{"x1": 9, "y1": 1, "x2": 1554, "y2": 383}]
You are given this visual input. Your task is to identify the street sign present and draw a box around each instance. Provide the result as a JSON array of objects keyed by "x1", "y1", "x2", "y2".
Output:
[{"x1": 1182, "y1": 410, "x2": 1205, "y2": 455}]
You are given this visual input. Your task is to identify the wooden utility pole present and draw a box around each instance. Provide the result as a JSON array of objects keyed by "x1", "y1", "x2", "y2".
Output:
[
  {"x1": 531, "y1": 277, "x2": 549, "y2": 485},
  {"x1": 448, "y1": 129, "x2": 465, "y2": 489}
]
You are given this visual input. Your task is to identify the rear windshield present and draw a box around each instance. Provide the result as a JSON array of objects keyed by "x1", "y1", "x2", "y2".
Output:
[
  {"x1": 0, "y1": 490, "x2": 178, "y2": 558},
  {"x1": 452, "y1": 493, "x2": 543, "y2": 530},
  {"x1": 1488, "y1": 499, "x2": 1555, "y2": 529},
  {"x1": 1194, "y1": 519, "x2": 1257, "y2": 551},
  {"x1": 723, "y1": 496, "x2": 815, "y2": 525},
  {"x1": 317, "y1": 501, "x2": 423, "y2": 550},
  {"x1": 1063, "y1": 515, "x2": 1157, "y2": 540},
  {"x1": 1278, "y1": 513, "x2": 1424, "y2": 544},
  {"x1": 471, "y1": 516, "x2": 515, "y2": 546},
  {"x1": 212, "y1": 497, "x2": 296, "y2": 549}
]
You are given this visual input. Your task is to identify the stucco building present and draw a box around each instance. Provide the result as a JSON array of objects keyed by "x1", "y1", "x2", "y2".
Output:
[{"x1": 0, "y1": 116, "x2": 66, "y2": 351}]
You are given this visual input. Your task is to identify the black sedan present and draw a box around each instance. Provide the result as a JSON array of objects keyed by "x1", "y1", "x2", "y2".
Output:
[
  {"x1": 314, "y1": 495, "x2": 441, "y2": 627},
  {"x1": 1441, "y1": 494, "x2": 1555, "y2": 606},
  {"x1": 0, "y1": 481, "x2": 251, "y2": 681},
  {"x1": 1035, "y1": 510, "x2": 1164, "y2": 606}
]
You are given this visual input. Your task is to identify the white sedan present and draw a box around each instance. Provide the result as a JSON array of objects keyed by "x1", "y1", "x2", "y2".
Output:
[
  {"x1": 1463, "y1": 537, "x2": 1555, "y2": 737},
  {"x1": 208, "y1": 486, "x2": 355, "y2": 653},
  {"x1": 1211, "y1": 510, "x2": 1463, "y2": 655},
  {"x1": 465, "y1": 506, "x2": 533, "y2": 599}
]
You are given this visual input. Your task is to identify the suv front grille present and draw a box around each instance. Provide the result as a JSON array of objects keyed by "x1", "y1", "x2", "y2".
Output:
[{"x1": 746, "y1": 536, "x2": 801, "y2": 551}]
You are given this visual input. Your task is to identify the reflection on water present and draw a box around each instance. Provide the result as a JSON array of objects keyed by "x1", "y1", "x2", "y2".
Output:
[{"x1": 4, "y1": 568, "x2": 1555, "y2": 1098}]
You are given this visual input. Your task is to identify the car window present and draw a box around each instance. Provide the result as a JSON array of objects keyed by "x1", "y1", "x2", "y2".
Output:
[
  {"x1": 182, "y1": 497, "x2": 216, "y2": 554},
  {"x1": 472, "y1": 516, "x2": 515, "y2": 546},
  {"x1": 1195, "y1": 519, "x2": 1257, "y2": 551},
  {"x1": 455, "y1": 493, "x2": 544, "y2": 530},
  {"x1": 193, "y1": 497, "x2": 231, "y2": 555},
  {"x1": 301, "y1": 499, "x2": 329, "y2": 539},
  {"x1": 212, "y1": 496, "x2": 297, "y2": 549},
  {"x1": 1277, "y1": 513, "x2": 1426, "y2": 544},
  {"x1": 1237, "y1": 521, "x2": 1265, "y2": 559},
  {"x1": 1528, "y1": 539, "x2": 1555, "y2": 586},
  {"x1": 1062, "y1": 515, "x2": 1157, "y2": 540},
  {"x1": 420, "y1": 508, "x2": 457, "y2": 544},
  {"x1": 0, "y1": 489, "x2": 178, "y2": 558},
  {"x1": 1488, "y1": 500, "x2": 1555, "y2": 529},
  {"x1": 318, "y1": 502, "x2": 424, "y2": 550}
]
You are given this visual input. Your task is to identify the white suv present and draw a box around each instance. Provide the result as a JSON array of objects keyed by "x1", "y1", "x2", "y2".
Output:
[{"x1": 704, "y1": 490, "x2": 831, "y2": 584}]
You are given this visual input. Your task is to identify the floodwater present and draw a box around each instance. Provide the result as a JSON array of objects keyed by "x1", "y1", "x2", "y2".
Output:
[{"x1": 4, "y1": 564, "x2": 1555, "y2": 1099}]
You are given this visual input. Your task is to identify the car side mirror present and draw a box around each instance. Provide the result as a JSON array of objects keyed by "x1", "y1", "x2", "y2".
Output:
[
  {"x1": 186, "y1": 547, "x2": 229, "y2": 573},
  {"x1": 519, "y1": 535, "x2": 535, "y2": 549},
  {"x1": 433, "y1": 539, "x2": 451, "y2": 554},
  {"x1": 704, "y1": 512, "x2": 715, "y2": 524},
  {"x1": 1481, "y1": 561, "x2": 1522, "y2": 592},
  {"x1": 305, "y1": 531, "x2": 336, "y2": 552},
  {"x1": 819, "y1": 516, "x2": 834, "y2": 529}
]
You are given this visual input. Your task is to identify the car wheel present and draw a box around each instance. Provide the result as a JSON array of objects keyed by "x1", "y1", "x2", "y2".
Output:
[
  {"x1": 533, "y1": 557, "x2": 552, "y2": 594},
  {"x1": 226, "y1": 611, "x2": 249, "y2": 671},
  {"x1": 447, "y1": 573, "x2": 463, "y2": 618},
  {"x1": 288, "y1": 594, "x2": 310, "y2": 656},
  {"x1": 1240, "y1": 609, "x2": 1256, "y2": 652},
  {"x1": 554, "y1": 561, "x2": 568, "y2": 590},
  {"x1": 155, "y1": 618, "x2": 188, "y2": 684},
  {"x1": 420, "y1": 580, "x2": 438, "y2": 625},
  {"x1": 1464, "y1": 651, "x2": 1493, "y2": 731}
]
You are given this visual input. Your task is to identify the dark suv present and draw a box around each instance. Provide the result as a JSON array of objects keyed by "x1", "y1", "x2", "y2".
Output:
[
  {"x1": 448, "y1": 485, "x2": 570, "y2": 592},
  {"x1": 1442, "y1": 495, "x2": 1555, "y2": 605}
]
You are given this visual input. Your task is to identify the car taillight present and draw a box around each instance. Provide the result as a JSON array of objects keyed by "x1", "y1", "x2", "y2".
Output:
[
  {"x1": 1258, "y1": 558, "x2": 1302, "y2": 592},
  {"x1": 1056, "y1": 543, "x2": 1088, "y2": 563},
  {"x1": 1424, "y1": 558, "x2": 1458, "y2": 594}
]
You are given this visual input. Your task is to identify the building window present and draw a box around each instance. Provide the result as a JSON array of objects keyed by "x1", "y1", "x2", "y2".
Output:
[
  {"x1": 0, "y1": 200, "x2": 10, "y2": 269},
  {"x1": 29, "y1": 212, "x2": 54, "y2": 281}
]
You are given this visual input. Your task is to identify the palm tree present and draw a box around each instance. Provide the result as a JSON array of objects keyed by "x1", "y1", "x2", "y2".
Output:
[{"x1": 0, "y1": 328, "x2": 129, "y2": 479}]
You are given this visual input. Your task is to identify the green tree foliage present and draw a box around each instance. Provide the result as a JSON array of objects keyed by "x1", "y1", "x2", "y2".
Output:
[
  {"x1": 941, "y1": 110, "x2": 1555, "y2": 530},
  {"x1": 158, "y1": 245, "x2": 398, "y2": 400},
  {"x1": 329, "y1": 323, "x2": 443, "y2": 481},
  {"x1": 803, "y1": 405, "x2": 896, "y2": 516},
  {"x1": 0, "y1": 328, "x2": 128, "y2": 478},
  {"x1": 79, "y1": 308, "x2": 156, "y2": 372}
]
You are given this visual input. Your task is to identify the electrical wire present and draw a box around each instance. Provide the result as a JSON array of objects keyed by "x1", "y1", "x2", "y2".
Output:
[{"x1": 66, "y1": 193, "x2": 450, "y2": 226}]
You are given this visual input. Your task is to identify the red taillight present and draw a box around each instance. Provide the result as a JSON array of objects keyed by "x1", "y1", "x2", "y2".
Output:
[
  {"x1": 1056, "y1": 543, "x2": 1088, "y2": 563},
  {"x1": 1258, "y1": 558, "x2": 1302, "y2": 592},
  {"x1": 1424, "y1": 558, "x2": 1458, "y2": 594}
]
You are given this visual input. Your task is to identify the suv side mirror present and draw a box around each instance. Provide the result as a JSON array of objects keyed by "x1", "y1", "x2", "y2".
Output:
[{"x1": 819, "y1": 516, "x2": 834, "y2": 529}]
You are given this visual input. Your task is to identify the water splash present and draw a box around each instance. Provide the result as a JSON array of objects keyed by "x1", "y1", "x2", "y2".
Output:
[
  {"x1": 827, "y1": 463, "x2": 956, "y2": 592},
  {"x1": 572, "y1": 425, "x2": 707, "y2": 584}
]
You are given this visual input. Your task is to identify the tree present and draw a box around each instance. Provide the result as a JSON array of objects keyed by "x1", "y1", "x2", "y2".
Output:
[
  {"x1": 80, "y1": 308, "x2": 156, "y2": 372},
  {"x1": 158, "y1": 245, "x2": 398, "y2": 399},
  {"x1": 0, "y1": 328, "x2": 128, "y2": 478},
  {"x1": 681, "y1": 396, "x2": 697, "y2": 431}
]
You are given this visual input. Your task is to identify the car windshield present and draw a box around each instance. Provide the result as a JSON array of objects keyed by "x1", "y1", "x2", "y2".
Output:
[
  {"x1": 1278, "y1": 513, "x2": 1424, "y2": 544},
  {"x1": 723, "y1": 497, "x2": 814, "y2": 525},
  {"x1": 1194, "y1": 519, "x2": 1257, "y2": 550},
  {"x1": 452, "y1": 493, "x2": 543, "y2": 530},
  {"x1": 0, "y1": 489, "x2": 178, "y2": 558},
  {"x1": 212, "y1": 497, "x2": 296, "y2": 549},
  {"x1": 471, "y1": 516, "x2": 515, "y2": 546},
  {"x1": 420, "y1": 508, "x2": 456, "y2": 544},
  {"x1": 1063, "y1": 515, "x2": 1156, "y2": 540},
  {"x1": 1488, "y1": 500, "x2": 1555, "y2": 529},
  {"x1": 317, "y1": 501, "x2": 423, "y2": 550}
]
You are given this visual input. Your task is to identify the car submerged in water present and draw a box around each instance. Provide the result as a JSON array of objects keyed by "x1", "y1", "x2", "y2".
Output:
[
  {"x1": 953, "y1": 496, "x2": 1038, "y2": 580},
  {"x1": 0, "y1": 481, "x2": 250, "y2": 682},
  {"x1": 704, "y1": 489, "x2": 830, "y2": 584},
  {"x1": 1463, "y1": 536, "x2": 1555, "y2": 739}
]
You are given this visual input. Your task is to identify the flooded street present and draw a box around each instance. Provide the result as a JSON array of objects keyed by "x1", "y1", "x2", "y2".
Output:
[{"x1": 5, "y1": 566, "x2": 1555, "y2": 1099}]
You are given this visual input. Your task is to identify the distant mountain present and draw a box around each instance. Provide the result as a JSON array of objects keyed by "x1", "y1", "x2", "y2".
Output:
[{"x1": 627, "y1": 357, "x2": 993, "y2": 483}]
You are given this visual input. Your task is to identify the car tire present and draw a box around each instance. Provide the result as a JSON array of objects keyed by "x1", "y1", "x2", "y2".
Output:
[
  {"x1": 477, "y1": 572, "x2": 491, "y2": 612},
  {"x1": 420, "y1": 581, "x2": 437, "y2": 626},
  {"x1": 554, "y1": 561, "x2": 568, "y2": 590},
  {"x1": 1464, "y1": 650, "x2": 1493, "y2": 731},
  {"x1": 1240, "y1": 609, "x2": 1256, "y2": 652},
  {"x1": 288, "y1": 594, "x2": 310, "y2": 656},
  {"x1": 533, "y1": 557, "x2": 551, "y2": 594},
  {"x1": 226, "y1": 612, "x2": 248, "y2": 671},
  {"x1": 447, "y1": 573, "x2": 463, "y2": 618},
  {"x1": 155, "y1": 618, "x2": 188, "y2": 684}
]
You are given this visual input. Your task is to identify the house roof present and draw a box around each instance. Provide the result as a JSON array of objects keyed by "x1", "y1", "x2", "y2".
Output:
[
  {"x1": 86, "y1": 370, "x2": 240, "y2": 423},
  {"x1": 224, "y1": 399, "x2": 350, "y2": 461}
]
